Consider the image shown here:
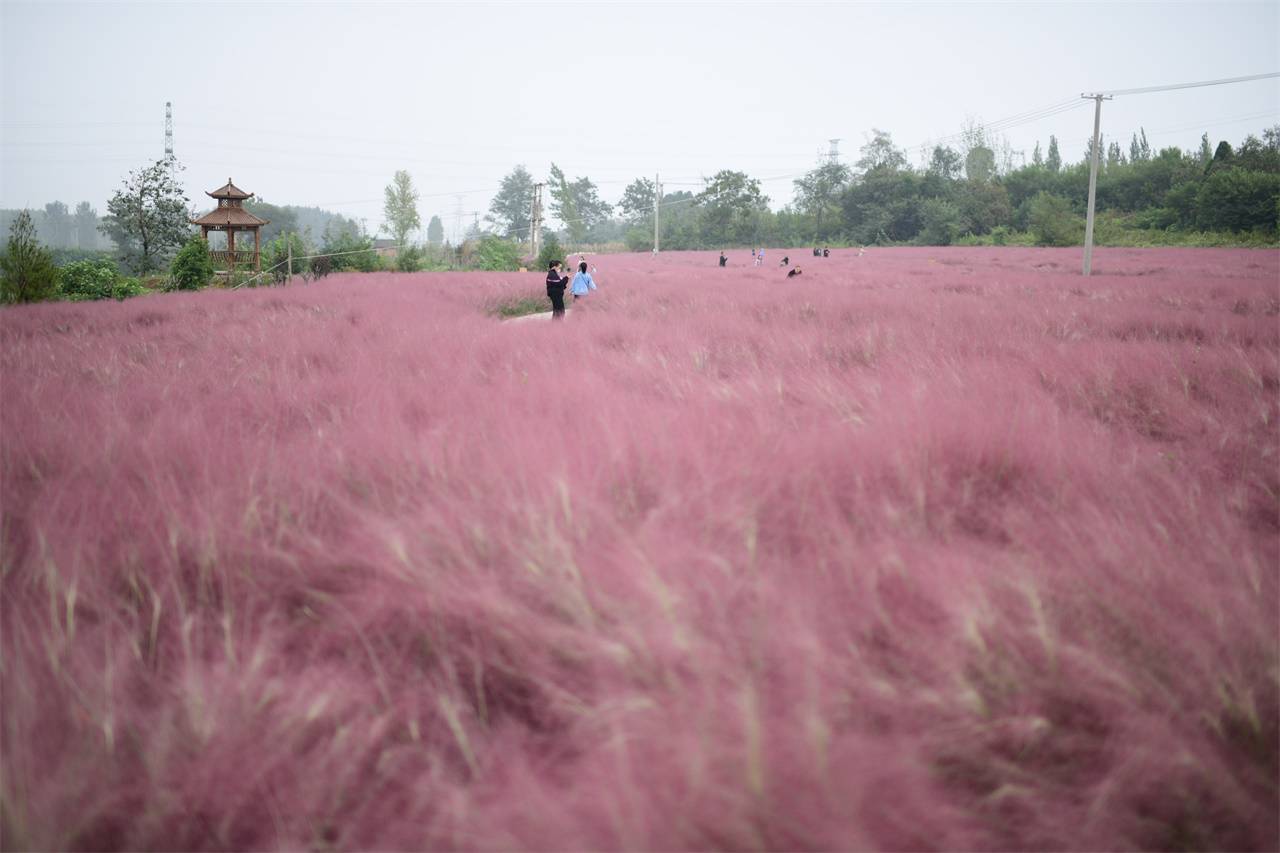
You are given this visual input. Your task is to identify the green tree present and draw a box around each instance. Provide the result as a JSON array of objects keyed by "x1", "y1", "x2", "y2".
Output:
[
  {"x1": 548, "y1": 163, "x2": 579, "y2": 241},
  {"x1": 697, "y1": 170, "x2": 769, "y2": 246},
  {"x1": 548, "y1": 163, "x2": 612, "y2": 243},
  {"x1": 264, "y1": 231, "x2": 308, "y2": 280},
  {"x1": 383, "y1": 170, "x2": 421, "y2": 249},
  {"x1": 793, "y1": 160, "x2": 852, "y2": 241},
  {"x1": 0, "y1": 211, "x2": 59, "y2": 303},
  {"x1": 964, "y1": 146, "x2": 996, "y2": 183},
  {"x1": 100, "y1": 156, "x2": 192, "y2": 272},
  {"x1": 917, "y1": 198, "x2": 963, "y2": 245},
  {"x1": 856, "y1": 129, "x2": 908, "y2": 173},
  {"x1": 475, "y1": 235, "x2": 521, "y2": 271},
  {"x1": 243, "y1": 197, "x2": 299, "y2": 245},
  {"x1": 427, "y1": 215, "x2": 444, "y2": 246},
  {"x1": 619, "y1": 177, "x2": 657, "y2": 225},
  {"x1": 1032, "y1": 141, "x2": 1044, "y2": 167},
  {"x1": 73, "y1": 201, "x2": 99, "y2": 249},
  {"x1": 535, "y1": 230, "x2": 565, "y2": 272},
  {"x1": 1198, "y1": 132, "x2": 1213, "y2": 167},
  {"x1": 487, "y1": 165, "x2": 534, "y2": 238},
  {"x1": 42, "y1": 201, "x2": 72, "y2": 248},
  {"x1": 1046, "y1": 135, "x2": 1062, "y2": 173},
  {"x1": 170, "y1": 233, "x2": 215, "y2": 290},
  {"x1": 1028, "y1": 192, "x2": 1081, "y2": 246},
  {"x1": 1196, "y1": 169, "x2": 1280, "y2": 232}
]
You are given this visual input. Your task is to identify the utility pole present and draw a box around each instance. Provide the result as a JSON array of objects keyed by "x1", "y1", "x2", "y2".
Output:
[
  {"x1": 1081, "y1": 92, "x2": 1111, "y2": 276},
  {"x1": 653, "y1": 172, "x2": 661, "y2": 254},
  {"x1": 529, "y1": 183, "x2": 544, "y2": 260},
  {"x1": 286, "y1": 232, "x2": 293, "y2": 285},
  {"x1": 827, "y1": 138, "x2": 841, "y2": 165}
]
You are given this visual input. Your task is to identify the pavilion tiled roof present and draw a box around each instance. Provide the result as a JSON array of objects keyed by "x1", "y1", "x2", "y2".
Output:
[
  {"x1": 206, "y1": 178, "x2": 254, "y2": 200},
  {"x1": 190, "y1": 207, "x2": 269, "y2": 227}
]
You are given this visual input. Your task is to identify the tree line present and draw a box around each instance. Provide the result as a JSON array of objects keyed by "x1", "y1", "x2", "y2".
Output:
[{"x1": 479, "y1": 124, "x2": 1279, "y2": 250}]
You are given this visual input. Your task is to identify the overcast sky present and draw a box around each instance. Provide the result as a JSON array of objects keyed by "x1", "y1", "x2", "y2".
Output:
[{"x1": 2, "y1": 0, "x2": 1277, "y2": 238}]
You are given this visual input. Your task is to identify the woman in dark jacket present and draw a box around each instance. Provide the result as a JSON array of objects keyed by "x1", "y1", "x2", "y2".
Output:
[{"x1": 546, "y1": 260, "x2": 570, "y2": 319}]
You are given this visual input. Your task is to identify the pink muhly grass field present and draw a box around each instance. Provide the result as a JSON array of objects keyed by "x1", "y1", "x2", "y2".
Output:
[{"x1": 2, "y1": 247, "x2": 1277, "y2": 850}]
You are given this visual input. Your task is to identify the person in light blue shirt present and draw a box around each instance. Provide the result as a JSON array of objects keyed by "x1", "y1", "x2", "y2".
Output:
[{"x1": 570, "y1": 261, "x2": 597, "y2": 302}]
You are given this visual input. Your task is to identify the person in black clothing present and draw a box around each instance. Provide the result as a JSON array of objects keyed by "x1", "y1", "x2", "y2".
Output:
[
  {"x1": 779, "y1": 255, "x2": 790, "y2": 266},
  {"x1": 813, "y1": 247, "x2": 820, "y2": 257},
  {"x1": 787, "y1": 267, "x2": 803, "y2": 278},
  {"x1": 822, "y1": 247, "x2": 830, "y2": 257},
  {"x1": 719, "y1": 251, "x2": 727, "y2": 267},
  {"x1": 546, "y1": 260, "x2": 570, "y2": 319}
]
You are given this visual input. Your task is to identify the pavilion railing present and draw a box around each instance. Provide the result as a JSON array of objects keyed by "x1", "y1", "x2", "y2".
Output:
[{"x1": 210, "y1": 250, "x2": 259, "y2": 269}]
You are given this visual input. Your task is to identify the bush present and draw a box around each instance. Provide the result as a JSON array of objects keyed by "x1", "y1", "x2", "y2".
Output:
[
  {"x1": 917, "y1": 199, "x2": 963, "y2": 246},
  {"x1": 322, "y1": 230, "x2": 377, "y2": 272},
  {"x1": 1195, "y1": 169, "x2": 1280, "y2": 233},
  {"x1": 624, "y1": 226, "x2": 653, "y2": 253},
  {"x1": 59, "y1": 258, "x2": 120, "y2": 301},
  {"x1": 1, "y1": 211, "x2": 60, "y2": 304},
  {"x1": 112, "y1": 277, "x2": 147, "y2": 300},
  {"x1": 310, "y1": 255, "x2": 334, "y2": 279},
  {"x1": 475, "y1": 235, "x2": 521, "y2": 271},
  {"x1": 535, "y1": 232, "x2": 565, "y2": 272},
  {"x1": 169, "y1": 234, "x2": 215, "y2": 290},
  {"x1": 264, "y1": 232, "x2": 309, "y2": 282},
  {"x1": 397, "y1": 245, "x2": 423, "y2": 272},
  {"x1": 1028, "y1": 192, "x2": 1081, "y2": 247}
]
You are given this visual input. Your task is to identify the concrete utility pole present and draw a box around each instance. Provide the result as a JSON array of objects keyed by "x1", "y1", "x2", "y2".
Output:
[
  {"x1": 1081, "y1": 93, "x2": 1112, "y2": 276},
  {"x1": 529, "y1": 183, "x2": 544, "y2": 260},
  {"x1": 653, "y1": 173, "x2": 661, "y2": 254}
]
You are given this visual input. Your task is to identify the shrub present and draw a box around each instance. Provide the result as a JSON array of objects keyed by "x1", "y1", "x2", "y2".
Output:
[
  {"x1": 917, "y1": 199, "x2": 963, "y2": 246},
  {"x1": 397, "y1": 245, "x2": 423, "y2": 272},
  {"x1": 1195, "y1": 169, "x2": 1280, "y2": 233},
  {"x1": 0, "y1": 210, "x2": 60, "y2": 304},
  {"x1": 310, "y1": 255, "x2": 334, "y2": 279},
  {"x1": 169, "y1": 234, "x2": 214, "y2": 290},
  {"x1": 59, "y1": 258, "x2": 120, "y2": 301},
  {"x1": 111, "y1": 277, "x2": 147, "y2": 301},
  {"x1": 535, "y1": 232, "x2": 565, "y2": 272},
  {"x1": 475, "y1": 235, "x2": 521, "y2": 271},
  {"x1": 264, "y1": 232, "x2": 309, "y2": 283},
  {"x1": 322, "y1": 230, "x2": 377, "y2": 272},
  {"x1": 1028, "y1": 192, "x2": 1082, "y2": 247}
]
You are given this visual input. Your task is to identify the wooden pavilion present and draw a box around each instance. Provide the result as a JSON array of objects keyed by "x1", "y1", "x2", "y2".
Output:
[{"x1": 190, "y1": 178, "x2": 269, "y2": 272}]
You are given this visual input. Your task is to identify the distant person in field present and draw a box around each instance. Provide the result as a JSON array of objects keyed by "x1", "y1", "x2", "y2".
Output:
[
  {"x1": 756, "y1": 248, "x2": 765, "y2": 267},
  {"x1": 787, "y1": 267, "x2": 803, "y2": 279},
  {"x1": 823, "y1": 247, "x2": 830, "y2": 258},
  {"x1": 751, "y1": 248, "x2": 757, "y2": 262},
  {"x1": 719, "y1": 251, "x2": 727, "y2": 267},
  {"x1": 779, "y1": 255, "x2": 789, "y2": 267},
  {"x1": 571, "y1": 260, "x2": 597, "y2": 302},
  {"x1": 546, "y1": 260, "x2": 570, "y2": 320},
  {"x1": 813, "y1": 247, "x2": 820, "y2": 257}
]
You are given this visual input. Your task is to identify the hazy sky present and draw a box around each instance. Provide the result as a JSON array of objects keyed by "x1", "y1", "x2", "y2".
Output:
[{"x1": 2, "y1": 0, "x2": 1277, "y2": 238}]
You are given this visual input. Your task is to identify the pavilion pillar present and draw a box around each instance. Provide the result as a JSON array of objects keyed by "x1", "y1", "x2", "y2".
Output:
[
  {"x1": 254, "y1": 228, "x2": 261, "y2": 271},
  {"x1": 228, "y1": 229, "x2": 236, "y2": 269}
]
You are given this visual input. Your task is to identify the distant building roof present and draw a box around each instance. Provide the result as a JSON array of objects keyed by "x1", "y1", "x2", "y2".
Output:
[{"x1": 206, "y1": 178, "x2": 254, "y2": 200}]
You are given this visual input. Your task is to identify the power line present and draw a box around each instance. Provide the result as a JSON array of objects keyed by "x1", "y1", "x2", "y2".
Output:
[{"x1": 1102, "y1": 71, "x2": 1279, "y2": 97}]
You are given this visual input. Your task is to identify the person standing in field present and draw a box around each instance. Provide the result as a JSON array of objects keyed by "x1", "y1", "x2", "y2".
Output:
[
  {"x1": 719, "y1": 251, "x2": 727, "y2": 267},
  {"x1": 570, "y1": 260, "x2": 597, "y2": 303},
  {"x1": 751, "y1": 248, "x2": 757, "y2": 263},
  {"x1": 758, "y1": 248, "x2": 765, "y2": 267},
  {"x1": 546, "y1": 260, "x2": 570, "y2": 320}
]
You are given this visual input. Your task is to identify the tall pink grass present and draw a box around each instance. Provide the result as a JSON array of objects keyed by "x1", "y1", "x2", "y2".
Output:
[{"x1": 2, "y1": 247, "x2": 1277, "y2": 850}]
